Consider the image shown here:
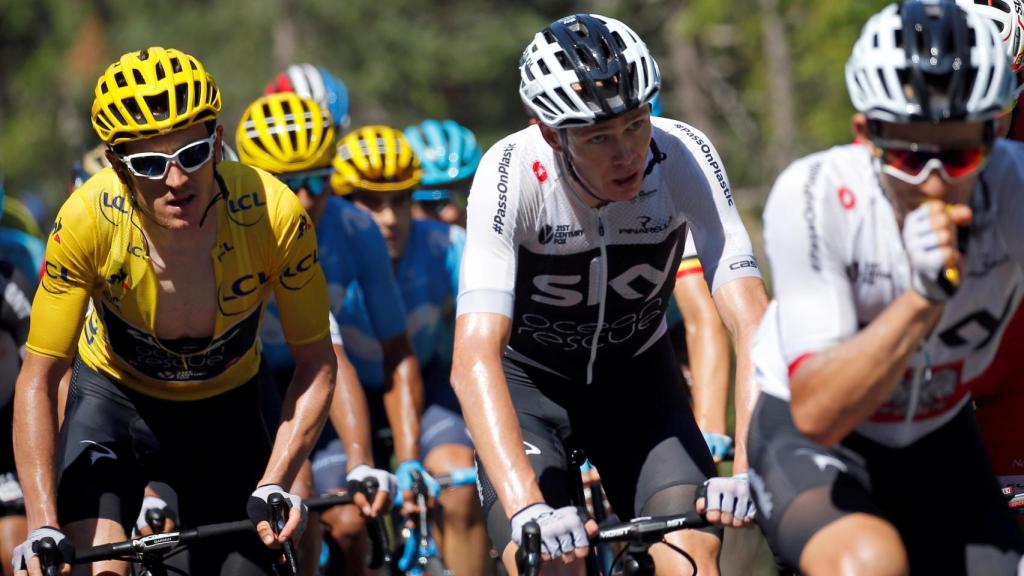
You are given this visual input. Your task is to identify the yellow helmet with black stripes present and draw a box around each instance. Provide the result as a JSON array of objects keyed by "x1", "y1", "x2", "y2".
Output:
[
  {"x1": 331, "y1": 125, "x2": 422, "y2": 195},
  {"x1": 235, "y1": 92, "x2": 336, "y2": 174},
  {"x1": 91, "y1": 47, "x2": 221, "y2": 145}
]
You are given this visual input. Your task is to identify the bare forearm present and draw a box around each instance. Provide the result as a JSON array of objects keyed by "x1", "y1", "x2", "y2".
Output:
[
  {"x1": 383, "y1": 352, "x2": 423, "y2": 463},
  {"x1": 714, "y1": 277, "x2": 769, "y2": 473},
  {"x1": 687, "y1": 323, "x2": 730, "y2": 434},
  {"x1": 731, "y1": 332, "x2": 757, "y2": 473},
  {"x1": 451, "y1": 357, "x2": 543, "y2": 517},
  {"x1": 262, "y1": 362, "x2": 334, "y2": 487},
  {"x1": 329, "y1": 346, "x2": 374, "y2": 470},
  {"x1": 13, "y1": 357, "x2": 65, "y2": 529},
  {"x1": 791, "y1": 291, "x2": 942, "y2": 445}
]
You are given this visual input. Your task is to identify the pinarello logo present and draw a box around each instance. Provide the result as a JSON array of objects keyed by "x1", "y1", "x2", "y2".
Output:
[
  {"x1": 838, "y1": 186, "x2": 856, "y2": 210},
  {"x1": 532, "y1": 161, "x2": 548, "y2": 183}
]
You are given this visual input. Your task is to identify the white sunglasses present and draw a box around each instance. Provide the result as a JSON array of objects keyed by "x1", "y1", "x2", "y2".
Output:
[{"x1": 118, "y1": 133, "x2": 217, "y2": 180}]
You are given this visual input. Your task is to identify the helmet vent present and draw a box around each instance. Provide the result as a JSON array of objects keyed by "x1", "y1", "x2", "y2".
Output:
[
  {"x1": 611, "y1": 31, "x2": 626, "y2": 50},
  {"x1": 132, "y1": 69, "x2": 145, "y2": 85},
  {"x1": 554, "y1": 86, "x2": 575, "y2": 109},
  {"x1": 143, "y1": 93, "x2": 170, "y2": 121},
  {"x1": 155, "y1": 62, "x2": 165, "y2": 80},
  {"x1": 538, "y1": 59, "x2": 550, "y2": 75},
  {"x1": 114, "y1": 72, "x2": 128, "y2": 88}
]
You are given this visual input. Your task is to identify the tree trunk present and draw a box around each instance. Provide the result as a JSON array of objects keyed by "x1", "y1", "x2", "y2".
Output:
[{"x1": 757, "y1": 0, "x2": 798, "y2": 179}]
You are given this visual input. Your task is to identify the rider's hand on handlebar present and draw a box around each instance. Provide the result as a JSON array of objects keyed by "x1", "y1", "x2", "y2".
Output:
[
  {"x1": 346, "y1": 464, "x2": 397, "y2": 517},
  {"x1": 696, "y1": 473, "x2": 756, "y2": 528},
  {"x1": 511, "y1": 503, "x2": 589, "y2": 565},
  {"x1": 247, "y1": 484, "x2": 307, "y2": 547},
  {"x1": 13, "y1": 527, "x2": 73, "y2": 576},
  {"x1": 394, "y1": 460, "x2": 440, "y2": 515},
  {"x1": 702, "y1": 432, "x2": 734, "y2": 463},
  {"x1": 134, "y1": 495, "x2": 176, "y2": 536}
]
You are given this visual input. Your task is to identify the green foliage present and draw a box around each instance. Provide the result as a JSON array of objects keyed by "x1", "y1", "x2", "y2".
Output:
[{"x1": 0, "y1": 0, "x2": 901, "y2": 224}]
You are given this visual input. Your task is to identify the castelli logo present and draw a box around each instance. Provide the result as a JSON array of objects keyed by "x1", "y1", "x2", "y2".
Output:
[
  {"x1": 532, "y1": 160, "x2": 548, "y2": 183},
  {"x1": 838, "y1": 186, "x2": 856, "y2": 210}
]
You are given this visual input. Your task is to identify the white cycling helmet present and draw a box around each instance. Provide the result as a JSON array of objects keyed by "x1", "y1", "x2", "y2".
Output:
[
  {"x1": 956, "y1": 0, "x2": 1024, "y2": 71},
  {"x1": 519, "y1": 14, "x2": 661, "y2": 128},
  {"x1": 847, "y1": 0, "x2": 1017, "y2": 123}
]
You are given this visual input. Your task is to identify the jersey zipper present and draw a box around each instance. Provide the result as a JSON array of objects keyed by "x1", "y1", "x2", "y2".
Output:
[
  {"x1": 900, "y1": 341, "x2": 930, "y2": 445},
  {"x1": 586, "y1": 208, "x2": 609, "y2": 384}
]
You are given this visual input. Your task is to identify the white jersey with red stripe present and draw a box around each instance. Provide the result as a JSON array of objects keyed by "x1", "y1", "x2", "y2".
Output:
[
  {"x1": 457, "y1": 117, "x2": 761, "y2": 384},
  {"x1": 754, "y1": 140, "x2": 1024, "y2": 447}
]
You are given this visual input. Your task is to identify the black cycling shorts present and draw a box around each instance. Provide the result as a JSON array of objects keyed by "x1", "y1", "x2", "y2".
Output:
[
  {"x1": 57, "y1": 358, "x2": 279, "y2": 574},
  {"x1": 477, "y1": 335, "x2": 719, "y2": 550},
  {"x1": 748, "y1": 394, "x2": 1024, "y2": 575}
]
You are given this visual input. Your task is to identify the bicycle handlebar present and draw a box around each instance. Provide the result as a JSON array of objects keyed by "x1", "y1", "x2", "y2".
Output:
[{"x1": 591, "y1": 511, "x2": 710, "y2": 545}]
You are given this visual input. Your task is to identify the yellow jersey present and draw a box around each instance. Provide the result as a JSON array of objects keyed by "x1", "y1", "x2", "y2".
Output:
[{"x1": 27, "y1": 161, "x2": 329, "y2": 400}]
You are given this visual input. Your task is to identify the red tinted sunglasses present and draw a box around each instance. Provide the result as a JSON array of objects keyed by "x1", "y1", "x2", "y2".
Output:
[{"x1": 872, "y1": 137, "x2": 988, "y2": 184}]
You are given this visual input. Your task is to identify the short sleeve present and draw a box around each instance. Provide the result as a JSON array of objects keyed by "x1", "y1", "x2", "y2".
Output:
[
  {"x1": 268, "y1": 183, "x2": 331, "y2": 346},
  {"x1": 763, "y1": 156, "x2": 858, "y2": 366},
  {"x1": 26, "y1": 193, "x2": 96, "y2": 359}
]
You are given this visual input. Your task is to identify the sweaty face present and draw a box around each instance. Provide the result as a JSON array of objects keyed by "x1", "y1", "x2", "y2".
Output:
[
  {"x1": 562, "y1": 106, "x2": 653, "y2": 203},
  {"x1": 118, "y1": 124, "x2": 221, "y2": 230},
  {"x1": 350, "y1": 189, "x2": 413, "y2": 261},
  {"x1": 872, "y1": 121, "x2": 987, "y2": 222}
]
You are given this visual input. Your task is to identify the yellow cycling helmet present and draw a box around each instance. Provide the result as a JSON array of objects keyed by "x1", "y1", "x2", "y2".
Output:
[
  {"x1": 331, "y1": 125, "x2": 422, "y2": 195},
  {"x1": 91, "y1": 47, "x2": 221, "y2": 145},
  {"x1": 236, "y1": 93, "x2": 336, "y2": 174}
]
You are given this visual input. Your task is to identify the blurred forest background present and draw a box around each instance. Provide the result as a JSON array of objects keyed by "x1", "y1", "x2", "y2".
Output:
[{"x1": 0, "y1": 0, "x2": 891, "y2": 229}]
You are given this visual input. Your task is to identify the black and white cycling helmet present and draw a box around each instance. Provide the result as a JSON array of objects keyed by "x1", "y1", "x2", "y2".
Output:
[
  {"x1": 956, "y1": 0, "x2": 1024, "y2": 71},
  {"x1": 519, "y1": 14, "x2": 661, "y2": 128},
  {"x1": 846, "y1": 0, "x2": 1017, "y2": 123}
]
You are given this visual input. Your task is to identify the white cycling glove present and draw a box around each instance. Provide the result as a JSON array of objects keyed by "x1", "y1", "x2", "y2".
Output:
[
  {"x1": 703, "y1": 473, "x2": 756, "y2": 522},
  {"x1": 510, "y1": 503, "x2": 589, "y2": 558},
  {"x1": 133, "y1": 495, "x2": 171, "y2": 536},
  {"x1": 246, "y1": 484, "x2": 307, "y2": 538},
  {"x1": 903, "y1": 203, "x2": 957, "y2": 303},
  {"x1": 346, "y1": 464, "x2": 398, "y2": 501},
  {"x1": 12, "y1": 527, "x2": 70, "y2": 571}
]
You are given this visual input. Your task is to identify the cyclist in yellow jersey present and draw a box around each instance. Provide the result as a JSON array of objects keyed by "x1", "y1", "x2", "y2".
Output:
[{"x1": 12, "y1": 47, "x2": 336, "y2": 576}]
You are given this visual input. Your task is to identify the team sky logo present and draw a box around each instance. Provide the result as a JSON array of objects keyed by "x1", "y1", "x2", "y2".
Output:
[{"x1": 225, "y1": 189, "x2": 266, "y2": 227}]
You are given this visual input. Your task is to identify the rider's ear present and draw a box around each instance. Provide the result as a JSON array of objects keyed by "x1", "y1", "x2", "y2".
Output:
[
  {"x1": 539, "y1": 124, "x2": 563, "y2": 152},
  {"x1": 105, "y1": 148, "x2": 132, "y2": 186}
]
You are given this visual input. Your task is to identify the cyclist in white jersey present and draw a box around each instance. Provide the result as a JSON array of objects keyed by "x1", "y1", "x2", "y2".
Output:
[
  {"x1": 747, "y1": 1, "x2": 1024, "y2": 574},
  {"x1": 453, "y1": 13, "x2": 769, "y2": 574}
]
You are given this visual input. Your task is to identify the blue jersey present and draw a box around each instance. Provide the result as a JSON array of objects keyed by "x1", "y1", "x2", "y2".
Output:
[
  {"x1": 0, "y1": 228, "x2": 44, "y2": 281},
  {"x1": 340, "y1": 219, "x2": 464, "y2": 390},
  {"x1": 261, "y1": 197, "x2": 407, "y2": 370}
]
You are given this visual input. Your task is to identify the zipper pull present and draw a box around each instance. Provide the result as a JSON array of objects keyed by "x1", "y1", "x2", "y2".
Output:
[
  {"x1": 597, "y1": 214, "x2": 605, "y2": 237},
  {"x1": 923, "y1": 349, "x2": 932, "y2": 384}
]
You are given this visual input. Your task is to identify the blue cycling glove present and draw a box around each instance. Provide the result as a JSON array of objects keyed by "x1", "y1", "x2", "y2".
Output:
[{"x1": 702, "y1": 432, "x2": 734, "y2": 461}]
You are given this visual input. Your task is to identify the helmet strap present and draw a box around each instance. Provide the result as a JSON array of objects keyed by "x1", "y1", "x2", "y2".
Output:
[{"x1": 557, "y1": 129, "x2": 613, "y2": 205}]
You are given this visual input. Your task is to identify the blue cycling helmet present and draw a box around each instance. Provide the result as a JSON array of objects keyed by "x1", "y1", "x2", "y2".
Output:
[
  {"x1": 266, "y1": 64, "x2": 351, "y2": 130},
  {"x1": 404, "y1": 119, "x2": 482, "y2": 201},
  {"x1": 649, "y1": 93, "x2": 663, "y2": 117}
]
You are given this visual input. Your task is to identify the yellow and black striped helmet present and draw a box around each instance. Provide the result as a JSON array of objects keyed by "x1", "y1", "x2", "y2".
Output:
[
  {"x1": 331, "y1": 125, "x2": 422, "y2": 195},
  {"x1": 92, "y1": 47, "x2": 221, "y2": 145},
  {"x1": 236, "y1": 93, "x2": 336, "y2": 173}
]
